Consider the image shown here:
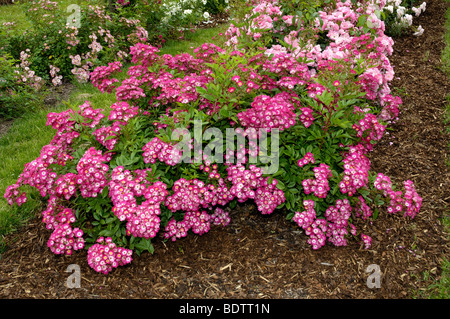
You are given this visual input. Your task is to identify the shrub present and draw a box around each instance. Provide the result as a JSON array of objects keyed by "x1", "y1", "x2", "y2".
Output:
[
  {"x1": 381, "y1": 0, "x2": 427, "y2": 37},
  {"x1": 2, "y1": 1, "x2": 160, "y2": 88},
  {"x1": 203, "y1": 0, "x2": 230, "y2": 15},
  {"x1": 0, "y1": 51, "x2": 44, "y2": 118},
  {"x1": 4, "y1": 0, "x2": 423, "y2": 274},
  {"x1": 125, "y1": 0, "x2": 227, "y2": 41}
]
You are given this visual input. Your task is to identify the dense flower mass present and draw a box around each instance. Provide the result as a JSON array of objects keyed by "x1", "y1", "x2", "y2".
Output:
[
  {"x1": 373, "y1": 173, "x2": 422, "y2": 218},
  {"x1": 4, "y1": 0, "x2": 425, "y2": 273},
  {"x1": 47, "y1": 224, "x2": 85, "y2": 255},
  {"x1": 237, "y1": 93, "x2": 297, "y2": 132},
  {"x1": 90, "y1": 61, "x2": 122, "y2": 93},
  {"x1": 324, "y1": 199, "x2": 353, "y2": 247},
  {"x1": 297, "y1": 152, "x2": 315, "y2": 167},
  {"x1": 76, "y1": 147, "x2": 109, "y2": 198},
  {"x1": 339, "y1": 145, "x2": 371, "y2": 196},
  {"x1": 210, "y1": 207, "x2": 231, "y2": 227},
  {"x1": 108, "y1": 167, "x2": 168, "y2": 240},
  {"x1": 142, "y1": 137, "x2": 183, "y2": 166},
  {"x1": 92, "y1": 123, "x2": 122, "y2": 150},
  {"x1": 361, "y1": 233, "x2": 372, "y2": 249},
  {"x1": 87, "y1": 237, "x2": 133, "y2": 274},
  {"x1": 302, "y1": 163, "x2": 333, "y2": 199},
  {"x1": 108, "y1": 101, "x2": 139, "y2": 124},
  {"x1": 293, "y1": 200, "x2": 316, "y2": 227}
]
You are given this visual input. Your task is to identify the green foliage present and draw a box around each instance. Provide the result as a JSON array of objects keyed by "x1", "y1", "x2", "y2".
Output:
[
  {"x1": 0, "y1": 53, "x2": 44, "y2": 119},
  {"x1": 203, "y1": 0, "x2": 229, "y2": 15}
]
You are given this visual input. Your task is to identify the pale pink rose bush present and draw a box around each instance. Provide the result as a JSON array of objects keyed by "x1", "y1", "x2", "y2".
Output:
[{"x1": 4, "y1": 0, "x2": 425, "y2": 274}]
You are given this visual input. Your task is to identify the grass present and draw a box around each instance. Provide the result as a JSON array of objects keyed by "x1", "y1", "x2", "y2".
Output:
[
  {"x1": 0, "y1": 0, "x2": 94, "y2": 35},
  {"x1": 426, "y1": 258, "x2": 450, "y2": 298},
  {"x1": 0, "y1": 1, "x2": 30, "y2": 34},
  {"x1": 159, "y1": 23, "x2": 231, "y2": 56},
  {"x1": 63, "y1": 82, "x2": 118, "y2": 109},
  {"x1": 0, "y1": 108, "x2": 56, "y2": 243}
]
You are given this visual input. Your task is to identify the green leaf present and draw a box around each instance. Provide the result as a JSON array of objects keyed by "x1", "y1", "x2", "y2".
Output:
[
  {"x1": 105, "y1": 217, "x2": 116, "y2": 224},
  {"x1": 357, "y1": 15, "x2": 367, "y2": 27},
  {"x1": 99, "y1": 229, "x2": 113, "y2": 237},
  {"x1": 317, "y1": 89, "x2": 333, "y2": 106},
  {"x1": 286, "y1": 212, "x2": 295, "y2": 220},
  {"x1": 372, "y1": 208, "x2": 379, "y2": 221},
  {"x1": 134, "y1": 238, "x2": 155, "y2": 254},
  {"x1": 276, "y1": 180, "x2": 286, "y2": 190}
]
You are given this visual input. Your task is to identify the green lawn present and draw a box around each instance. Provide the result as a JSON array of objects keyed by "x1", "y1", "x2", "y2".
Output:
[
  {"x1": 0, "y1": 1, "x2": 30, "y2": 34},
  {"x1": 0, "y1": 0, "x2": 95, "y2": 34},
  {"x1": 0, "y1": 108, "x2": 55, "y2": 238},
  {"x1": 159, "y1": 23, "x2": 231, "y2": 56}
]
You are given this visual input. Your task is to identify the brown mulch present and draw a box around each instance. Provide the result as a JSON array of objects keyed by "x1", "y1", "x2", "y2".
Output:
[{"x1": 0, "y1": 0, "x2": 449, "y2": 300}]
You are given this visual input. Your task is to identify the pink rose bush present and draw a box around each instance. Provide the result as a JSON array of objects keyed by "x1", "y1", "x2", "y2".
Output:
[{"x1": 4, "y1": 0, "x2": 424, "y2": 273}]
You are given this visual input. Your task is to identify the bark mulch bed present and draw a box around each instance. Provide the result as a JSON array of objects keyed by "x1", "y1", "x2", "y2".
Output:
[{"x1": 0, "y1": 0, "x2": 449, "y2": 300}]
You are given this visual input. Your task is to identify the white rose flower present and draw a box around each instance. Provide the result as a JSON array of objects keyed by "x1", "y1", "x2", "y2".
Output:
[
  {"x1": 420, "y1": 2, "x2": 426, "y2": 12},
  {"x1": 396, "y1": 6, "x2": 405, "y2": 18},
  {"x1": 404, "y1": 14, "x2": 413, "y2": 26},
  {"x1": 413, "y1": 25, "x2": 424, "y2": 36},
  {"x1": 412, "y1": 7, "x2": 421, "y2": 17}
]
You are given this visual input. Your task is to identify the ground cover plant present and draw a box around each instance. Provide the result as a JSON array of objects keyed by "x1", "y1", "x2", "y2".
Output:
[{"x1": 3, "y1": 0, "x2": 432, "y2": 275}]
